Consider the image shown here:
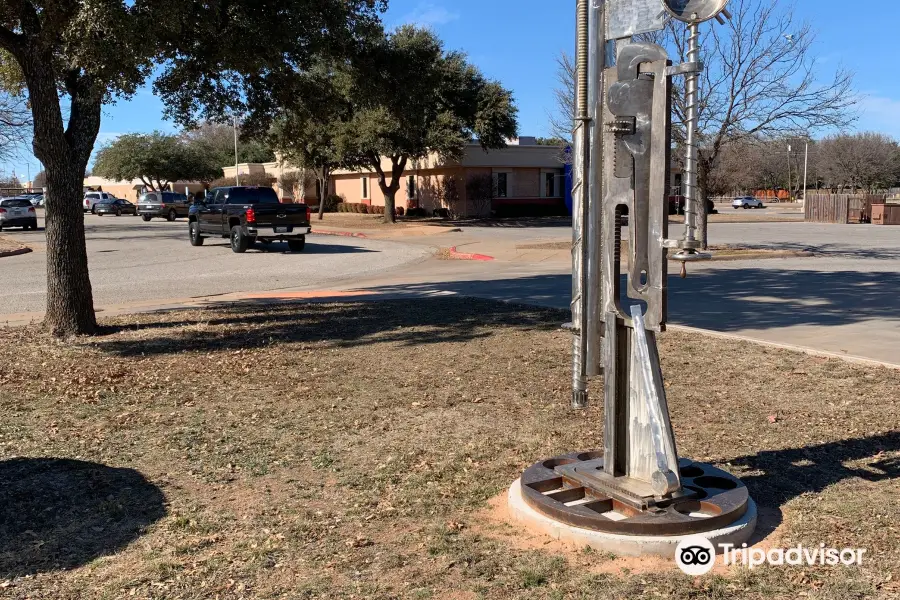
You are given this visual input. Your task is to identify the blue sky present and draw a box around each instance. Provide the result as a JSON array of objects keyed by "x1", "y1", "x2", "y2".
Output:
[{"x1": 7, "y1": 0, "x2": 900, "y2": 181}]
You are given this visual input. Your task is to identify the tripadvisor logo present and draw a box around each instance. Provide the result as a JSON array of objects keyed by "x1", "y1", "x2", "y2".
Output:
[
  {"x1": 675, "y1": 536, "x2": 716, "y2": 576},
  {"x1": 675, "y1": 537, "x2": 867, "y2": 575}
]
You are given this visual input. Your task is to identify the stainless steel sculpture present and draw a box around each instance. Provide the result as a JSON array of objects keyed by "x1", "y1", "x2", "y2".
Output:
[{"x1": 516, "y1": 0, "x2": 753, "y2": 542}]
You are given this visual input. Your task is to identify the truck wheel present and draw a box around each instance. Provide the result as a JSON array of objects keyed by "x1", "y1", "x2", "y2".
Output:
[
  {"x1": 288, "y1": 236, "x2": 306, "y2": 252},
  {"x1": 141, "y1": 214, "x2": 152, "y2": 222},
  {"x1": 167, "y1": 209, "x2": 177, "y2": 222},
  {"x1": 230, "y1": 225, "x2": 249, "y2": 253},
  {"x1": 189, "y1": 221, "x2": 205, "y2": 246}
]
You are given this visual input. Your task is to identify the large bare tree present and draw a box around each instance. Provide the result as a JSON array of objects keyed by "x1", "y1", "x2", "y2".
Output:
[
  {"x1": 548, "y1": 52, "x2": 575, "y2": 145},
  {"x1": 650, "y1": 0, "x2": 857, "y2": 245},
  {"x1": 818, "y1": 133, "x2": 900, "y2": 193},
  {"x1": 0, "y1": 92, "x2": 29, "y2": 162}
]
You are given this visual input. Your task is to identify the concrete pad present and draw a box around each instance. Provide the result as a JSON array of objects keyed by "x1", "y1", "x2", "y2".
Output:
[{"x1": 507, "y1": 479, "x2": 757, "y2": 558}]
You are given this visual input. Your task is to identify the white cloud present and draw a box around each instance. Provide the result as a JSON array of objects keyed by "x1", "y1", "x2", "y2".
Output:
[{"x1": 398, "y1": 2, "x2": 460, "y2": 27}]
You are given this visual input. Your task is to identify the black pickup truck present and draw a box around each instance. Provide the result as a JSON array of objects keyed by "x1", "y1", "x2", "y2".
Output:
[{"x1": 188, "y1": 186, "x2": 312, "y2": 253}]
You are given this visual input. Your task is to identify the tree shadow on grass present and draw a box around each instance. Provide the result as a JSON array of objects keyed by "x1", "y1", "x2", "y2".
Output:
[
  {"x1": 721, "y1": 430, "x2": 900, "y2": 508},
  {"x1": 92, "y1": 297, "x2": 568, "y2": 358},
  {"x1": 0, "y1": 458, "x2": 166, "y2": 578}
]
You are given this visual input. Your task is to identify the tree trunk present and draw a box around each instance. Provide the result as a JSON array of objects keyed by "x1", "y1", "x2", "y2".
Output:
[
  {"x1": 317, "y1": 167, "x2": 329, "y2": 221},
  {"x1": 44, "y1": 165, "x2": 97, "y2": 336},
  {"x1": 376, "y1": 156, "x2": 407, "y2": 224},
  {"x1": 16, "y1": 46, "x2": 100, "y2": 336},
  {"x1": 697, "y1": 162, "x2": 710, "y2": 250}
]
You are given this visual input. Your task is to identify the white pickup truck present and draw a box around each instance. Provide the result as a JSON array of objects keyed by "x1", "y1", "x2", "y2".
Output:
[{"x1": 84, "y1": 191, "x2": 119, "y2": 214}]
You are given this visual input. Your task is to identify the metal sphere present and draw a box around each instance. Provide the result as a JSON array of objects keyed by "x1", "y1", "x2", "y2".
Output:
[{"x1": 661, "y1": 0, "x2": 729, "y2": 23}]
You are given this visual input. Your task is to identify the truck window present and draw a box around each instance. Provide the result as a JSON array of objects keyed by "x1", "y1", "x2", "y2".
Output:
[{"x1": 226, "y1": 187, "x2": 280, "y2": 205}]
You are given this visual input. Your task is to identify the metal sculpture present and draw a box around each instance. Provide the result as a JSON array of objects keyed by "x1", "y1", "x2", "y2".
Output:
[{"x1": 516, "y1": 0, "x2": 754, "y2": 545}]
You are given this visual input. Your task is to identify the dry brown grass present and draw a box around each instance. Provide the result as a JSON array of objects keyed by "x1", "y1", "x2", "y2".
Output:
[
  {"x1": 0, "y1": 235, "x2": 29, "y2": 256},
  {"x1": 311, "y1": 214, "x2": 440, "y2": 231},
  {"x1": 0, "y1": 298, "x2": 898, "y2": 598}
]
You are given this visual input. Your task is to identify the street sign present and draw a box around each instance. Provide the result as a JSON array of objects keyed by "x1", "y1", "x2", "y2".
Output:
[
  {"x1": 661, "y1": 0, "x2": 729, "y2": 24},
  {"x1": 607, "y1": 0, "x2": 666, "y2": 40}
]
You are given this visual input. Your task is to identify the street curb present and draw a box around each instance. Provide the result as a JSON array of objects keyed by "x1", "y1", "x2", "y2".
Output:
[
  {"x1": 449, "y1": 246, "x2": 495, "y2": 261},
  {"x1": 0, "y1": 247, "x2": 32, "y2": 259},
  {"x1": 311, "y1": 229, "x2": 369, "y2": 239},
  {"x1": 669, "y1": 324, "x2": 900, "y2": 371}
]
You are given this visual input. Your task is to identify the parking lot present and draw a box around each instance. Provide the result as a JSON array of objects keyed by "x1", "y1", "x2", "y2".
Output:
[{"x1": 0, "y1": 212, "x2": 431, "y2": 319}]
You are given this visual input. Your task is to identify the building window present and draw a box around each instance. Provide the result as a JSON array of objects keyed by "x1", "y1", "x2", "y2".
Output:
[
  {"x1": 496, "y1": 172, "x2": 509, "y2": 198},
  {"x1": 545, "y1": 172, "x2": 556, "y2": 198},
  {"x1": 361, "y1": 176, "x2": 369, "y2": 199},
  {"x1": 407, "y1": 175, "x2": 416, "y2": 198}
]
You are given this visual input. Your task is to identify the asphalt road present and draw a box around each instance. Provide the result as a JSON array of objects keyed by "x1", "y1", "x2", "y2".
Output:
[
  {"x1": 334, "y1": 220, "x2": 900, "y2": 365},
  {"x1": 0, "y1": 213, "x2": 431, "y2": 318}
]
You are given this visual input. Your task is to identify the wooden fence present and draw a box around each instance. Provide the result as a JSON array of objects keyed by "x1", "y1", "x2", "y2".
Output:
[{"x1": 805, "y1": 194, "x2": 884, "y2": 224}]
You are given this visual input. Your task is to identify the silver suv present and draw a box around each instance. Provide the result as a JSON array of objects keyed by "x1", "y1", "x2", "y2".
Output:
[
  {"x1": 137, "y1": 191, "x2": 191, "y2": 222},
  {"x1": 0, "y1": 197, "x2": 38, "y2": 230},
  {"x1": 732, "y1": 196, "x2": 765, "y2": 210}
]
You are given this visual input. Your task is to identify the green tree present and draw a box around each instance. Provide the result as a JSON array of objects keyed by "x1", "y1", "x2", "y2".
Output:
[
  {"x1": 93, "y1": 132, "x2": 220, "y2": 191},
  {"x1": 270, "y1": 59, "x2": 354, "y2": 221},
  {"x1": 0, "y1": 0, "x2": 384, "y2": 335},
  {"x1": 341, "y1": 26, "x2": 519, "y2": 223}
]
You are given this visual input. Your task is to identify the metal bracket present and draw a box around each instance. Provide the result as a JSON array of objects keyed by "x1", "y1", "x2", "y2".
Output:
[{"x1": 666, "y1": 61, "x2": 704, "y2": 77}]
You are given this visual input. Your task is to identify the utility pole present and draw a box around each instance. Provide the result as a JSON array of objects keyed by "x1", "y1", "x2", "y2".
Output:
[
  {"x1": 803, "y1": 141, "x2": 809, "y2": 203},
  {"x1": 233, "y1": 114, "x2": 240, "y2": 186},
  {"x1": 787, "y1": 143, "x2": 792, "y2": 202}
]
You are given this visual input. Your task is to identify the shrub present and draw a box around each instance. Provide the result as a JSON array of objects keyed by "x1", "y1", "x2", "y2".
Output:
[
  {"x1": 395, "y1": 206, "x2": 405, "y2": 217},
  {"x1": 324, "y1": 194, "x2": 343, "y2": 212}
]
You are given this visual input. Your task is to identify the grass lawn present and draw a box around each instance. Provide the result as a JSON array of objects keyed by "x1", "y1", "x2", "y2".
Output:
[{"x1": 1, "y1": 298, "x2": 898, "y2": 598}]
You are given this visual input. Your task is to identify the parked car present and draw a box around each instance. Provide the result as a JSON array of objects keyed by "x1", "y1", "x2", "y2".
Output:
[
  {"x1": 28, "y1": 195, "x2": 44, "y2": 207},
  {"x1": 94, "y1": 198, "x2": 137, "y2": 216},
  {"x1": 137, "y1": 191, "x2": 191, "y2": 222},
  {"x1": 84, "y1": 191, "x2": 119, "y2": 213},
  {"x1": 0, "y1": 197, "x2": 38, "y2": 230},
  {"x1": 189, "y1": 186, "x2": 311, "y2": 253},
  {"x1": 732, "y1": 196, "x2": 765, "y2": 210}
]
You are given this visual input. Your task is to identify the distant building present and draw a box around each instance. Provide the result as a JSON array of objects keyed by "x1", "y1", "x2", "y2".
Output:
[{"x1": 222, "y1": 138, "x2": 567, "y2": 216}]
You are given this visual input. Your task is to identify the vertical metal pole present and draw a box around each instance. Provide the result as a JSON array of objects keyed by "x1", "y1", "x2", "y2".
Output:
[
  {"x1": 585, "y1": 2, "x2": 606, "y2": 379},
  {"x1": 234, "y1": 115, "x2": 241, "y2": 186},
  {"x1": 787, "y1": 144, "x2": 791, "y2": 202},
  {"x1": 571, "y1": 0, "x2": 592, "y2": 409},
  {"x1": 803, "y1": 142, "x2": 809, "y2": 203},
  {"x1": 682, "y1": 23, "x2": 701, "y2": 245}
]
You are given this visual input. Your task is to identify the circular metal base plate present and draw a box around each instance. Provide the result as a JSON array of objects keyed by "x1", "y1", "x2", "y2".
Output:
[{"x1": 520, "y1": 451, "x2": 751, "y2": 536}]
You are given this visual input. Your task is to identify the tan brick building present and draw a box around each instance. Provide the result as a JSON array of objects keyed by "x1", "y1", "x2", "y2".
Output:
[{"x1": 223, "y1": 138, "x2": 567, "y2": 216}]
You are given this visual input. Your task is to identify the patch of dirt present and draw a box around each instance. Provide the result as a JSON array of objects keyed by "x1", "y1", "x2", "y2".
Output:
[
  {"x1": 0, "y1": 235, "x2": 29, "y2": 257},
  {"x1": 473, "y1": 490, "x2": 789, "y2": 578},
  {"x1": 312, "y1": 213, "x2": 444, "y2": 231},
  {"x1": 0, "y1": 298, "x2": 898, "y2": 598}
]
